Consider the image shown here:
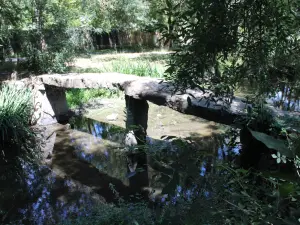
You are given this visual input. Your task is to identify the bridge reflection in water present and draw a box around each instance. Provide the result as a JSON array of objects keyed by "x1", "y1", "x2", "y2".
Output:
[{"x1": 9, "y1": 114, "x2": 241, "y2": 224}]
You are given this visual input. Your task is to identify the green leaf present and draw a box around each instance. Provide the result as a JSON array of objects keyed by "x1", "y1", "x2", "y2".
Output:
[
  {"x1": 282, "y1": 157, "x2": 287, "y2": 164},
  {"x1": 165, "y1": 0, "x2": 172, "y2": 9},
  {"x1": 271, "y1": 154, "x2": 277, "y2": 158},
  {"x1": 249, "y1": 129, "x2": 293, "y2": 158}
]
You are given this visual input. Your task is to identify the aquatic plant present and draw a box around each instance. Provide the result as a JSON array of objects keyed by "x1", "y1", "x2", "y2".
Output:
[
  {"x1": 0, "y1": 84, "x2": 33, "y2": 152},
  {"x1": 0, "y1": 84, "x2": 42, "y2": 223}
]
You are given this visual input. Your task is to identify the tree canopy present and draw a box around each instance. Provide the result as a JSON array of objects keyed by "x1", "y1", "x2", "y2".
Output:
[
  {"x1": 1, "y1": 0, "x2": 300, "y2": 101},
  {"x1": 0, "y1": 0, "x2": 173, "y2": 36},
  {"x1": 164, "y1": 0, "x2": 300, "y2": 100}
]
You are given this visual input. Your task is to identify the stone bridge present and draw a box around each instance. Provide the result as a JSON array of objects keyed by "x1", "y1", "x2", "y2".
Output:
[{"x1": 15, "y1": 73, "x2": 249, "y2": 143}]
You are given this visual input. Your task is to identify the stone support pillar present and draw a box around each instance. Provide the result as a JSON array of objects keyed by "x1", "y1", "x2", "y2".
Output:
[
  {"x1": 124, "y1": 95, "x2": 149, "y2": 145},
  {"x1": 124, "y1": 95, "x2": 150, "y2": 195},
  {"x1": 42, "y1": 85, "x2": 69, "y2": 124}
]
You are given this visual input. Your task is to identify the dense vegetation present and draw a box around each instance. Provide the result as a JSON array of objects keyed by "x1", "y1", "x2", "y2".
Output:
[
  {"x1": 1, "y1": 0, "x2": 300, "y2": 224},
  {"x1": 0, "y1": 0, "x2": 175, "y2": 73},
  {"x1": 0, "y1": 84, "x2": 42, "y2": 222},
  {"x1": 162, "y1": 0, "x2": 300, "y2": 106}
]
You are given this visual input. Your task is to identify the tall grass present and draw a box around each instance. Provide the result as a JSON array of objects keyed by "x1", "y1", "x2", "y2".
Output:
[
  {"x1": 0, "y1": 84, "x2": 33, "y2": 150},
  {"x1": 0, "y1": 83, "x2": 42, "y2": 168},
  {"x1": 0, "y1": 84, "x2": 42, "y2": 223},
  {"x1": 72, "y1": 59, "x2": 166, "y2": 78},
  {"x1": 110, "y1": 59, "x2": 166, "y2": 77}
]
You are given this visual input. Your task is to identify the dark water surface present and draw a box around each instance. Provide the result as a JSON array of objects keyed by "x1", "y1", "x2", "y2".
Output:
[
  {"x1": 5, "y1": 116, "x2": 241, "y2": 225},
  {"x1": 5, "y1": 96, "x2": 298, "y2": 224}
]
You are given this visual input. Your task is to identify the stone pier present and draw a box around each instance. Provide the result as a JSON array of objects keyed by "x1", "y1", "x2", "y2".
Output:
[
  {"x1": 44, "y1": 85, "x2": 69, "y2": 123},
  {"x1": 125, "y1": 95, "x2": 149, "y2": 145}
]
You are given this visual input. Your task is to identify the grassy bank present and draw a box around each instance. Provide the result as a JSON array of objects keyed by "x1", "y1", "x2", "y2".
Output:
[
  {"x1": 66, "y1": 51, "x2": 170, "y2": 108},
  {"x1": 66, "y1": 88, "x2": 122, "y2": 108},
  {"x1": 71, "y1": 51, "x2": 170, "y2": 78}
]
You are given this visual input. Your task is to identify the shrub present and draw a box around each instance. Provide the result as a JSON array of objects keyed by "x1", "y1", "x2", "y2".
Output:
[
  {"x1": 21, "y1": 43, "x2": 75, "y2": 74},
  {"x1": 0, "y1": 84, "x2": 35, "y2": 160},
  {"x1": 20, "y1": 24, "x2": 76, "y2": 74},
  {"x1": 0, "y1": 84, "x2": 42, "y2": 223}
]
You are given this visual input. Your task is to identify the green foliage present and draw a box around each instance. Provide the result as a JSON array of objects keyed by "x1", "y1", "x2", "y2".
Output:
[
  {"x1": 250, "y1": 129, "x2": 292, "y2": 157},
  {"x1": 66, "y1": 88, "x2": 121, "y2": 108},
  {"x1": 110, "y1": 59, "x2": 165, "y2": 77},
  {"x1": 110, "y1": 0, "x2": 152, "y2": 31},
  {"x1": 0, "y1": 84, "x2": 42, "y2": 223},
  {"x1": 61, "y1": 201, "x2": 153, "y2": 225},
  {"x1": 153, "y1": 165, "x2": 300, "y2": 225},
  {"x1": 0, "y1": 0, "x2": 21, "y2": 42},
  {"x1": 0, "y1": 84, "x2": 33, "y2": 152},
  {"x1": 163, "y1": 0, "x2": 300, "y2": 100},
  {"x1": 0, "y1": 0, "x2": 79, "y2": 74},
  {"x1": 59, "y1": 163, "x2": 300, "y2": 225},
  {"x1": 0, "y1": 83, "x2": 40, "y2": 174},
  {"x1": 22, "y1": 43, "x2": 75, "y2": 74},
  {"x1": 0, "y1": 0, "x2": 171, "y2": 73},
  {"x1": 18, "y1": 0, "x2": 78, "y2": 74},
  {"x1": 155, "y1": 0, "x2": 183, "y2": 47},
  {"x1": 71, "y1": 57, "x2": 167, "y2": 78},
  {"x1": 237, "y1": 97, "x2": 278, "y2": 134}
]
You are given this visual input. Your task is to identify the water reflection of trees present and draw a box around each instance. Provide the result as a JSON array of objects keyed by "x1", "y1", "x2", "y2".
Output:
[
  {"x1": 57, "y1": 117, "x2": 242, "y2": 210},
  {"x1": 146, "y1": 132, "x2": 240, "y2": 196}
]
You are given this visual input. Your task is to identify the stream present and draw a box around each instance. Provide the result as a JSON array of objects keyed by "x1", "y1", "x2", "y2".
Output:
[{"x1": 0, "y1": 100, "x2": 259, "y2": 224}]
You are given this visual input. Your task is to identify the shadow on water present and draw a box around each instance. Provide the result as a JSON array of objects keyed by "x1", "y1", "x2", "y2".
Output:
[
  {"x1": 51, "y1": 117, "x2": 150, "y2": 203},
  {"x1": 3, "y1": 116, "x2": 242, "y2": 225},
  {"x1": 61, "y1": 117, "x2": 240, "y2": 198}
]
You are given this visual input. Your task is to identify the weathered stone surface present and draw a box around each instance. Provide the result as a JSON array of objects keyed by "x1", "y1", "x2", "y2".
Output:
[
  {"x1": 123, "y1": 79, "x2": 248, "y2": 125},
  {"x1": 36, "y1": 72, "x2": 145, "y2": 90},
  {"x1": 15, "y1": 73, "x2": 249, "y2": 126},
  {"x1": 125, "y1": 95, "x2": 149, "y2": 145},
  {"x1": 44, "y1": 85, "x2": 69, "y2": 123}
]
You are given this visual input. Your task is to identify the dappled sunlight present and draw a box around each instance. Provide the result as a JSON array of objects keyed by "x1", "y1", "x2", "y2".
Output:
[
  {"x1": 50, "y1": 115, "x2": 237, "y2": 203},
  {"x1": 2, "y1": 0, "x2": 300, "y2": 222},
  {"x1": 86, "y1": 99, "x2": 226, "y2": 139}
]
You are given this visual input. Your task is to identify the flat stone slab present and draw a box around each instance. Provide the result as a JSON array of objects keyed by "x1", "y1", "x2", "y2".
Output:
[
  {"x1": 37, "y1": 72, "x2": 146, "y2": 90},
  {"x1": 123, "y1": 78, "x2": 248, "y2": 125},
  {"x1": 19, "y1": 73, "x2": 249, "y2": 126}
]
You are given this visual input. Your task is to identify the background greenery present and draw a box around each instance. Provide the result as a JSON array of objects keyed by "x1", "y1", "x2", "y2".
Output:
[{"x1": 1, "y1": 0, "x2": 300, "y2": 224}]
